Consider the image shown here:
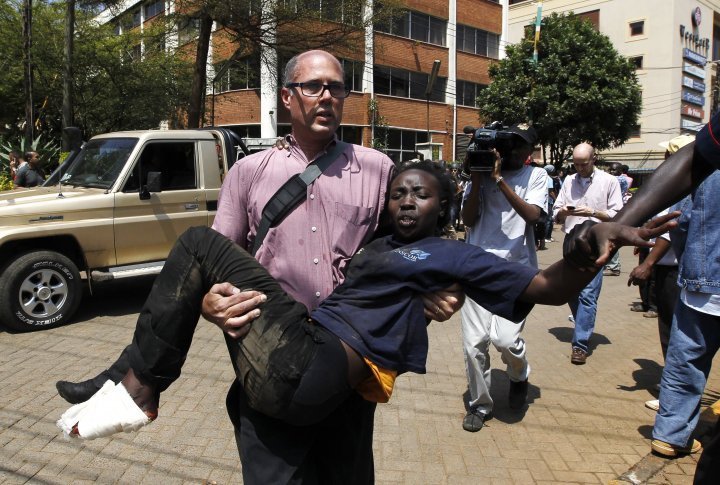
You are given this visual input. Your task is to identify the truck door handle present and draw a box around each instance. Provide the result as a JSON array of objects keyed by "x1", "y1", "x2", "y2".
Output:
[{"x1": 185, "y1": 203, "x2": 199, "y2": 211}]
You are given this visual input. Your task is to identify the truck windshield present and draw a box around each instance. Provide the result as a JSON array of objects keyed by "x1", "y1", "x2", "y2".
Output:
[{"x1": 55, "y1": 138, "x2": 138, "y2": 189}]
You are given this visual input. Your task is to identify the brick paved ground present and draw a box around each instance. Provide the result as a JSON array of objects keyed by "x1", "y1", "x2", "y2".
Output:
[{"x1": 0, "y1": 229, "x2": 718, "y2": 484}]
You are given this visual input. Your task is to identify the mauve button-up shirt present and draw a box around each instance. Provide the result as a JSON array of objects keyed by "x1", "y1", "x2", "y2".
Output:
[
  {"x1": 212, "y1": 135, "x2": 394, "y2": 311},
  {"x1": 552, "y1": 168, "x2": 623, "y2": 234}
]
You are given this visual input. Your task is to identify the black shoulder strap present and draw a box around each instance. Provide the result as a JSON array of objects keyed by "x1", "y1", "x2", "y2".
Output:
[{"x1": 251, "y1": 141, "x2": 347, "y2": 256}]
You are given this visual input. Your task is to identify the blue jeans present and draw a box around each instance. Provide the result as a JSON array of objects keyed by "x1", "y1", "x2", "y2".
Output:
[
  {"x1": 653, "y1": 301, "x2": 720, "y2": 447},
  {"x1": 568, "y1": 269, "x2": 603, "y2": 353}
]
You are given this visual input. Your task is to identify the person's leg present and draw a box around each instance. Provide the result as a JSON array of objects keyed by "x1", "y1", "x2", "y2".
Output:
[
  {"x1": 571, "y1": 270, "x2": 603, "y2": 354},
  {"x1": 492, "y1": 315, "x2": 530, "y2": 383},
  {"x1": 654, "y1": 265, "x2": 679, "y2": 360},
  {"x1": 461, "y1": 299, "x2": 494, "y2": 416},
  {"x1": 492, "y1": 314, "x2": 530, "y2": 409},
  {"x1": 126, "y1": 226, "x2": 302, "y2": 392},
  {"x1": 653, "y1": 303, "x2": 720, "y2": 449},
  {"x1": 604, "y1": 251, "x2": 621, "y2": 274},
  {"x1": 694, "y1": 416, "x2": 720, "y2": 484}
]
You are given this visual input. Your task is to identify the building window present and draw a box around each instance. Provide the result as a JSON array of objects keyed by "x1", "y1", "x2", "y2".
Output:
[
  {"x1": 629, "y1": 55, "x2": 643, "y2": 70},
  {"x1": 629, "y1": 124, "x2": 641, "y2": 138},
  {"x1": 144, "y1": 0, "x2": 165, "y2": 20},
  {"x1": 215, "y1": 55, "x2": 261, "y2": 92},
  {"x1": 341, "y1": 59, "x2": 364, "y2": 92},
  {"x1": 375, "y1": 10, "x2": 447, "y2": 47},
  {"x1": 456, "y1": 80, "x2": 486, "y2": 108},
  {"x1": 122, "y1": 8, "x2": 142, "y2": 31},
  {"x1": 457, "y1": 24, "x2": 500, "y2": 59},
  {"x1": 338, "y1": 126, "x2": 362, "y2": 145},
  {"x1": 374, "y1": 65, "x2": 447, "y2": 102},
  {"x1": 280, "y1": 0, "x2": 360, "y2": 25},
  {"x1": 383, "y1": 128, "x2": 429, "y2": 164},
  {"x1": 178, "y1": 17, "x2": 200, "y2": 45},
  {"x1": 629, "y1": 20, "x2": 644, "y2": 37}
]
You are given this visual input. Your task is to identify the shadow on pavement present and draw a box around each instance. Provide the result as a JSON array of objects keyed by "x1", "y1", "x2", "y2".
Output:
[
  {"x1": 617, "y1": 358, "x2": 663, "y2": 393},
  {"x1": 72, "y1": 275, "x2": 156, "y2": 322},
  {"x1": 546, "y1": 326, "x2": 611, "y2": 352},
  {"x1": 459, "y1": 369, "x2": 539, "y2": 425}
]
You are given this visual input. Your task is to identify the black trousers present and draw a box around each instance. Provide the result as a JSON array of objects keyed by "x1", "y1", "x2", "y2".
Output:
[{"x1": 654, "y1": 265, "x2": 679, "y2": 360}]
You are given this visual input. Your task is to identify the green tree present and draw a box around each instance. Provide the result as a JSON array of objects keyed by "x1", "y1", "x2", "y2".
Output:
[
  {"x1": 477, "y1": 12, "x2": 642, "y2": 164},
  {"x1": 0, "y1": 2, "x2": 193, "y2": 144}
]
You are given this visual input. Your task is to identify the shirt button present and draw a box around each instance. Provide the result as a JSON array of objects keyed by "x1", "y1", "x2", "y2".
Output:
[
  {"x1": 315, "y1": 291, "x2": 321, "y2": 297},
  {"x1": 313, "y1": 258, "x2": 319, "y2": 264},
  {"x1": 311, "y1": 226, "x2": 317, "y2": 232},
  {"x1": 310, "y1": 194, "x2": 315, "y2": 200}
]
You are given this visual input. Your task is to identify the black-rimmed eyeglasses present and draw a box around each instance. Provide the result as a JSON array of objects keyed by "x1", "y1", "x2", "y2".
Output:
[{"x1": 285, "y1": 82, "x2": 351, "y2": 99}]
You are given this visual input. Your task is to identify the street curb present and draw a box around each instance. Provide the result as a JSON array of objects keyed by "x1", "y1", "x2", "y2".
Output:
[{"x1": 612, "y1": 405, "x2": 718, "y2": 483}]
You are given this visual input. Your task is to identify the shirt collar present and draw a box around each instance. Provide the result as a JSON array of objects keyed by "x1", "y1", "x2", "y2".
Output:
[{"x1": 285, "y1": 134, "x2": 357, "y2": 172}]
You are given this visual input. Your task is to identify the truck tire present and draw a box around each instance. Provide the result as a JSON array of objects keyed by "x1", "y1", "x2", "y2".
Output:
[{"x1": 0, "y1": 251, "x2": 82, "y2": 332}]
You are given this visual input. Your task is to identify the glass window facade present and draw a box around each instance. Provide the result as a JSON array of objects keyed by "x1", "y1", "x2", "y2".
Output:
[
  {"x1": 374, "y1": 65, "x2": 447, "y2": 102},
  {"x1": 376, "y1": 10, "x2": 446, "y2": 46},
  {"x1": 457, "y1": 24, "x2": 500, "y2": 59}
]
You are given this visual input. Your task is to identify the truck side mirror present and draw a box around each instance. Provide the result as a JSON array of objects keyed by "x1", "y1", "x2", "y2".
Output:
[{"x1": 140, "y1": 171, "x2": 162, "y2": 200}]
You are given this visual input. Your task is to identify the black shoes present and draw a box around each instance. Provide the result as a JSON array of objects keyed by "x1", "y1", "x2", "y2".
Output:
[
  {"x1": 56, "y1": 379, "x2": 102, "y2": 404},
  {"x1": 508, "y1": 379, "x2": 529, "y2": 410},
  {"x1": 462, "y1": 410, "x2": 491, "y2": 432}
]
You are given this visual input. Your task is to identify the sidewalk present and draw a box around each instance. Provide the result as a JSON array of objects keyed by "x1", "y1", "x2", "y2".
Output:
[{"x1": 0, "y1": 229, "x2": 718, "y2": 484}]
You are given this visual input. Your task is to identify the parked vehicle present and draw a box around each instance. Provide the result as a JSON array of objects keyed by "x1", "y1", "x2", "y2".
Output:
[{"x1": 0, "y1": 128, "x2": 249, "y2": 332}]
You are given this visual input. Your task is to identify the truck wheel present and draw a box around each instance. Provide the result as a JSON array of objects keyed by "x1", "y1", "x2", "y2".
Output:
[{"x1": 0, "y1": 251, "x2": 82, "y2": 332}]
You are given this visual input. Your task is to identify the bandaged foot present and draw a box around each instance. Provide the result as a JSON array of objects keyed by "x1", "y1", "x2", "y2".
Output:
[{"x1": 57, "y1": 379, "x2": 155, "y2": 439}]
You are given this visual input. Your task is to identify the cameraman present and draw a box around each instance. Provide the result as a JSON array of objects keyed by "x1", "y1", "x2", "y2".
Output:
[{"x1": 459, "y1": 123, "x2": 547, "y2": 432}]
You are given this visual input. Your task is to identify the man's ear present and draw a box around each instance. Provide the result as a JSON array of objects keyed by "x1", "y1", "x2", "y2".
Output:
[{"x1": 280, "y1": 87, "x2": 293, "y2": 109}]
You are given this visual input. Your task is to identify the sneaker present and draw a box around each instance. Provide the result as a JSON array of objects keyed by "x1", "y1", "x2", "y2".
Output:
[
  {"x1": 508, "y1": 379, "x2": 529, "y2": 410},
  {"x1": 645, "y1": 399, "x2": 660, "y2": 411},
  {"x1": 603, "y1": 269, "x2": 621, "y2": 276},
  {"x1": 651, "y1": 439, "x2": 702, "y2": 457},
  {"x1": 462, "y1": 410, "x2": 489, "y2": 432},
  {"x1": 545, "y1": 238, "x2": 554, "y2": 243},
  {"x1": 643, "y1": 310, "x2": 658, "y2": 318},
  {"x1": 571, "y1": 347, "x2": 587, "y2": 365}
]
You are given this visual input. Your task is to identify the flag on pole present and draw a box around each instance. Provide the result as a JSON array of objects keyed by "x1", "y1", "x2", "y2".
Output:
[{"x1": 533, "y1": 2, "x2": 543, "y2": 63}]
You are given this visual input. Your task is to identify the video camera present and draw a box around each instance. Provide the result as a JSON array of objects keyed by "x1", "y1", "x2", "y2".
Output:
[{"x1": 464, "y1": 121, "x2": 521, "y2": 172}]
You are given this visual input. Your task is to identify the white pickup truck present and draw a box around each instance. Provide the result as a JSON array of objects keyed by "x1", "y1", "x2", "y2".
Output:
[{"x1": 0, "y1": 128, "x2": 250, "y2": 331}]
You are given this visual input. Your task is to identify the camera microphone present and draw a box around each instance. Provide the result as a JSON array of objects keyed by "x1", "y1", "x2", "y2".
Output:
[{"x1": 463, "y1": 126, "x2": 476, "y2": 134}]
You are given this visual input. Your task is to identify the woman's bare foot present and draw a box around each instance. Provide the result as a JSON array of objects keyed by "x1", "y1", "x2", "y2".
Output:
[{"x1": 121, "y1": 368, "x2": 159, "y2": 421}]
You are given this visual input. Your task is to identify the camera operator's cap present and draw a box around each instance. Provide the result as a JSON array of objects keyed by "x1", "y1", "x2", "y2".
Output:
[
  {"x1": 544, "y1": 164, "x2": 556, "y2": 174},
  {"x1": 507, "y1": 123, "x2": 538, "y2": 146},
  {"x1": 695, "y1": 111, "x2": 720, "y2": 169},
  {"x1": 658, "y1": 134, "x2": 695, "y2": 154}
]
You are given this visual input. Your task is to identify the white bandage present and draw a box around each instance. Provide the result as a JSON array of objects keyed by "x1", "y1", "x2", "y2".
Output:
[{"x1": 57, "y1": 381, "x2": 151, "y2": 440}]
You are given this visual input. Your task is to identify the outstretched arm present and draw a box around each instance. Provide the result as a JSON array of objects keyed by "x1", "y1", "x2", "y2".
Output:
[{"x1": 521, "y1": 215, "x2": 678, "y2": 305}]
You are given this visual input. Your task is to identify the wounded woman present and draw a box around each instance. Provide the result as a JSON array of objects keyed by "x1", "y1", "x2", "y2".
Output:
[{"x1": 58, "y1": 160, "x2": 674, "y2": 438}]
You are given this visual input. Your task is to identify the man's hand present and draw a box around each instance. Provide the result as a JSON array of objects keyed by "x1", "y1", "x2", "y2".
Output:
[
  {"x1": 583, "y1": 212, "x2": 680, "y2": 267},
  {"x1": 627, "y1": 262, "x2": 652, "y2": 287},
  {"x1": 201, "y1": 283, "x2": 266, "y2": 339},
  {"x1": 422, "y1": 283, "x2": 465, "y2": 321},
  {"x1": 491, "y1": 149, "x2": 502, "y2": 181}
]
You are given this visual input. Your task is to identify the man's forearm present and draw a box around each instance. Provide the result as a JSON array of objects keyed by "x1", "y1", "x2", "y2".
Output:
[{"x1": 613, "y1": 144, "x2": 711, "y2": 226}]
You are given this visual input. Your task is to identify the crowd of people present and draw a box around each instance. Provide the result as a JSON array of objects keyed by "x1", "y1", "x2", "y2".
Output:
[{"x1": 45, "y1": 49, "x2": 719, "y2": 484}]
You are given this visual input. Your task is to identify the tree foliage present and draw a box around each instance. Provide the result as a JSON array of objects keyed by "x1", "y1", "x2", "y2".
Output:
[
  {"x1": 477, "y1": 12, "x2": 642, "y2": 163},
  {"x1": 0, "y1": 1, "x2": 193, "y2": 144}
]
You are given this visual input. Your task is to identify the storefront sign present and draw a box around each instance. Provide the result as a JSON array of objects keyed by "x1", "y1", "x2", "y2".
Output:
[
  {"x1": 681, "y1": 118, "x2": 704, "y2": 131},
  {"x1": 682, "y1": 90, "x2": 704, "y2": 106},
  {"x1": 682, "y1": 75, "x2": 706, "y2": 92},
  {"x1": 681, "y1": 103, "x2": 704, "y2": 119},
  {"x1": 683, "y1": 61, "x2": 706, "y2": 79},
  {"x1": 683, "y1": 48, "x2": 707, "y2": 65}
]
